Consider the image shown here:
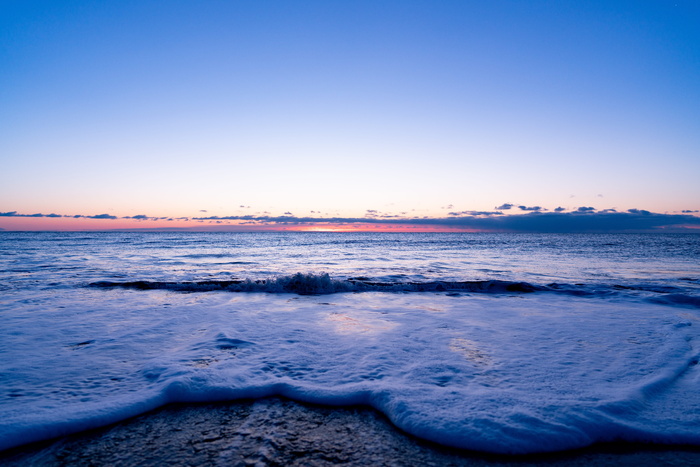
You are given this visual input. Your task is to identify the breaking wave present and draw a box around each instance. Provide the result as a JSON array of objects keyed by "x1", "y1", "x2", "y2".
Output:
[
  {"x1": 89, "y1": 273, "x2": 544, "y2": 295},
  {"x1": 87, "y1": 273, "x2": 700, "y2": 307}
]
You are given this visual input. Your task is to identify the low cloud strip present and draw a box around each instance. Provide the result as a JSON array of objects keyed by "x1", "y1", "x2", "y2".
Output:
[
  {"x1": 193, "y1": 211, "x2": 700, "y2": 232},
  {"x1": 2, "y1": 210, "x2": 699, "y2": 233}
]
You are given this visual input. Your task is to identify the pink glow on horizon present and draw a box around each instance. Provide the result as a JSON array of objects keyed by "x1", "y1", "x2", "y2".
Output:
[
  {"x1": 2, "y1": 210, "x2": 699, "y2": 232},
  {"x1": 289, "y1": 224, "x2": 484, "y2": 233},
  {"x1": 0, "y1": 216, "x2": 191, "y2": 231},
  {"x1": 0, "y1": 216, "x2": 487, "y2": 233}
]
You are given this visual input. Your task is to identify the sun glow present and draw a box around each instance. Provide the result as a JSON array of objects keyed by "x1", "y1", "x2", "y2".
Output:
[{"x1": 287, "y1": 223, "x2": 484, "y2": 233}]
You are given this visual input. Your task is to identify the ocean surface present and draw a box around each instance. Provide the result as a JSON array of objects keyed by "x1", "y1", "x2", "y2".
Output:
[{"x1": 1, "y1": 231, "x2": 699, "y2": 454}]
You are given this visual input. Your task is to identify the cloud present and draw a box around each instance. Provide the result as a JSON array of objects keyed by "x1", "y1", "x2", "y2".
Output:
[
  {"x1": 0, "y1": 211, "x2": 62, "y2": 218},
  {"x1": 627, "y1": 208, "x2": 651, "y2": 215},
  {"x1": 3, "y1": 208, "x2": 700, "y2": 233},
  {"x1": 554, "y1": 207, "x2": 566, "y2": 212},
  {"x1": 682, "y1": 210, "x2": 699, "y2": 213},
  {"x1": 495, "y1": 203, "x2": 514, "y2": 210},
  {"x1": 518, "y1": 205, "x2": 543, "y2": 212},
  {"x1": 470, "y1": 211, "x2": 700, "y2": 232},
  {"x1": 448, "y1": 211, "x2": 502, "y2": 217}
]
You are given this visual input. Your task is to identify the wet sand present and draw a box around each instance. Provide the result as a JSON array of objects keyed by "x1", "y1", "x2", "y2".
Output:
[{"x1": 2, "y1": 398, "x2": 700, "y2": 466}]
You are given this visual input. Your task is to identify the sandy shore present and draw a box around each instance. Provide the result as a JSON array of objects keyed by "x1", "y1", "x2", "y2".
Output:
[{"x1": 2, "y1": 397, "x2": 700, "y2": 466}]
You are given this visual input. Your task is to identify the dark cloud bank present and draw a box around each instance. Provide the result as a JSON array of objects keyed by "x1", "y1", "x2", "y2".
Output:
[{"x1": 2, "y1": 210, "x2": 699, "y2": 233}]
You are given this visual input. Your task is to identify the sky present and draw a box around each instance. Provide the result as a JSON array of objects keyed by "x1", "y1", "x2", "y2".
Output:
[{"x1": 1, "y1": 0, "x2": 699, "y2": 232}]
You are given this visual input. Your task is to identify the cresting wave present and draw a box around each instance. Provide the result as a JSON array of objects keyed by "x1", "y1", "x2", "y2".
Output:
[
  {"x1": 88, "y1": 273, "x2": 546, "y2": 295},
  {"x1": 87, "y1": 273, "x2": 700, "y2": 307}
]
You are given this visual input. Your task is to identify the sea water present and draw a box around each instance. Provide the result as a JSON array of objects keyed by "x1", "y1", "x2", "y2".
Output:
[{"x1": 0, "y1": 232, "x2": 699, "y2": 454}]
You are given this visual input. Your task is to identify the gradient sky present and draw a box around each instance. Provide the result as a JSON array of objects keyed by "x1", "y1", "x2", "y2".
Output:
[{"x1": 1, "y1": 0, "x2": 699, "y2": 231}]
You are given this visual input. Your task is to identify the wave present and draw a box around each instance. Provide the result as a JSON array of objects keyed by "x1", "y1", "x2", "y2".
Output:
[
  {"x1": 178, "y1": 253, "x2": 238, "y2": 259},
  {"x1": 88, "y1": 273, "x2": 545, "y2": 295},
  {"x1": 86, "y1": 273, "x2": 700, "y2": 308},
  {"x1": 647, "y1": 293, "x2": 700, "y2": 308}
]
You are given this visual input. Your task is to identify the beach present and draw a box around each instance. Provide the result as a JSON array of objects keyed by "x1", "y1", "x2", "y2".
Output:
[{"x1": 3, "y1": 397, "x2": 700, "y2": 466}]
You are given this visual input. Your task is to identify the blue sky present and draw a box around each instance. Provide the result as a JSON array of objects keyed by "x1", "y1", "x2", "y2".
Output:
[{"x1": 1, "y1": 0, "x2": 699, "y2": 231}]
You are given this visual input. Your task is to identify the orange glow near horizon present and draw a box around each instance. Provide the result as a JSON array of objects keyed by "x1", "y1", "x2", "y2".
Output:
[
  {"x1": 0, "y1": 216, "x2": 486, "y2": 233},
  {"x1": 288, "y1": 223, "x2": 484, "y2": 233}
]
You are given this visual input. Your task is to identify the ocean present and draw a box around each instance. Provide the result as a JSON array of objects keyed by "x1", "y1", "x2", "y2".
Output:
[{"x1": 1, "y1": 231, "x2": 699, "y2": 454}]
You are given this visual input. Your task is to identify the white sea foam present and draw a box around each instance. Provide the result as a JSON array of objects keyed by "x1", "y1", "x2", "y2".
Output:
[{"x1": 1, "y1": 288, "x2": 699, "y2": 454}]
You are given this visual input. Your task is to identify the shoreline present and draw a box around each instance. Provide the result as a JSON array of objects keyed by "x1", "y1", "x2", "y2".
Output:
[{"x1": 3, "y1": 398, "x2": 700, "y2": 466}]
